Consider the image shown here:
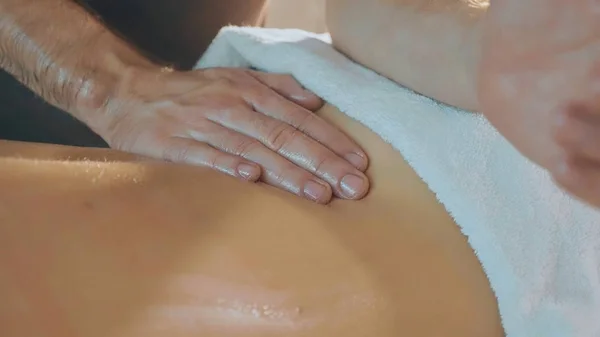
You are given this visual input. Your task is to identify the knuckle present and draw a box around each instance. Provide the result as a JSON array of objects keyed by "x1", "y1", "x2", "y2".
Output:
[
  {"x1": 231, "y1": 69, "x2": 256, "y2": 85},
  {"x1": 265, "y1": 123, "x2": 298, "y2": 151},
  {"x1": 311, "y1": 155, "x2": 331, "y2": 176},
  {"x1": 163, "y1": 142, "x2": 191, "y2": 163},
  {"x1": 213, "y1": 76, "x2": 237, "y2": 90},
  {"x1": 203, "y1": 96, "x2": 241, "y2": 114},
  {"x1": 201, "y1": 67, "x2": 227, "y2": 80},
  {"x1": 207, "y1": 152, "x2": 219, "y2": 169},
  {"x1": 292, "y1": 111, "x2": 316, "y2": 132},
  {"x1": 248, "y1": 88, "x2": 273, "y2": 107},
  {"x1": 270, "y1": 164, "x2": 296, "y2": 188},
  {"x1": 208, "y1": 151, "x2": 231, "y2": 171},
  {"x1": 232, "y1": 138, "x2": 261, "y2": 157},
  {"x1": 271, "y1": 169, "x2": 287, "y2": 186}
]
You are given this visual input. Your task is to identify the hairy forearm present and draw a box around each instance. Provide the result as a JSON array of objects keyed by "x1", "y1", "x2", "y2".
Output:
[
  {"x1": 0, "y1": 0, "x2": 154, "y2": 120},
  {"x1": 326, "y1": 0, "x2": 487, "y2": 112}
]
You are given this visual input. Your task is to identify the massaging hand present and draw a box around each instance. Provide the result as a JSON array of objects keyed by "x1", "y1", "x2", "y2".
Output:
[
  {"x1": 478, "y1": 0, "x2": 600, "y2": 208},
  {"x1": 93, "y1": 67, "x2": 369, "y2": 203}
]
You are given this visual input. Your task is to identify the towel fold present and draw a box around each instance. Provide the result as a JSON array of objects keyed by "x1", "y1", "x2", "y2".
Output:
[{"x1": 196, "y1": 26, "x2": 600, "y2": 337}]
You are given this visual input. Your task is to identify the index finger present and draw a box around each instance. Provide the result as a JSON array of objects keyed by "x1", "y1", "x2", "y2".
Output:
[
  {"x1": 242, "y1": 76, "x2": 369, "y2": 172},
  {"x1": 248, "y1": 71, "x2": 324, "y2": 111}
]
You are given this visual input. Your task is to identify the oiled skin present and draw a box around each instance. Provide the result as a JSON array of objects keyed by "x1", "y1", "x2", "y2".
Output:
[
  {"x1": 0, "y1": 0, "x2": 268, "y2": 146},
  {"x1": 0, "y1": 103, "x2": 504, "y2": 337}
]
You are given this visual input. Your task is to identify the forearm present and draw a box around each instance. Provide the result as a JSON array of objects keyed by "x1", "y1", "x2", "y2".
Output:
[
  {"x1": 0, "y1": 0, "x2": 154, "y2": 121},
  {"x1": 326, "y1": 0, "x2": 487, "y2": 112}
]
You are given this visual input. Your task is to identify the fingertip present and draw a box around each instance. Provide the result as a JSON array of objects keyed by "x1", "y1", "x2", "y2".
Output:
[
  {"x1": 338, "y1": 172, "x2": 370, "y2": 200},
  {"x1": 353, "y1": 173, "x2": 371, "y2": 200},
  {"x1": 237, "y1": 162, "x2": 261, "y2": 181}
]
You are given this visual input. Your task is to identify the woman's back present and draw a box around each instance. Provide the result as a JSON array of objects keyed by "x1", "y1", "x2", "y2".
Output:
[{"x1": 0, "y1": 104, "x2": 503, "y2": 337}]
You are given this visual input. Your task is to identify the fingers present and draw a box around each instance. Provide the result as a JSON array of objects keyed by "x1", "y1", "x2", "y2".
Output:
[
  {"x1": 189, "y1": 123, "x2": 336, "y2": 203},
  {"x1": 204, "y1": 105, "x2": 369, "y2": 201},
  {"x1": 243, "y1": 73, "x2": 369, "y2": 172},
  {"x1": 552, "y1": 103, "x2": 600, "y2": 207},
  {"x1": 134, "y1": 68, "x2": 370, "y2": 203},
  {"x1": 198, "y1": 68, "x2": 368, "y2": 172},
  {"x1": 247, "y1": 70, "x2": 324, "y2": 111},
  {"x1": 162, "y1": 137, "x2": 262, "y2": 182}
]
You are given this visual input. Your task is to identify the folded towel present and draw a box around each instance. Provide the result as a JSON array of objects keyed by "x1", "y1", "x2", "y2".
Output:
[{"x1": 196, "y1": 26, "x2": 600, "y2": 337}]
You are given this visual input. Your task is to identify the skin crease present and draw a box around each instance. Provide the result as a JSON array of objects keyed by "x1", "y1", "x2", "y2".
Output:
[{"x1": 0, "y1": 102, "x2": 504, "y2": 337}]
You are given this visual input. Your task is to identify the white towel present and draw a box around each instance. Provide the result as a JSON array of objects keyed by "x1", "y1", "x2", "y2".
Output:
[{"x1": 196, "y1": 26, "x2": 600, "y2": 337}]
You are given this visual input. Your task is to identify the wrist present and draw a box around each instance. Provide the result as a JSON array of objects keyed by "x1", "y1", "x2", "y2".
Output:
[{"x1": 70, "y1": 34, "x2": 159, "y2": 134}]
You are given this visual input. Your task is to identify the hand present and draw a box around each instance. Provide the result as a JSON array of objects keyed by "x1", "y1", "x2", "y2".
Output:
[
  {"x1": 90, "y1": 67, "x2": 369, "y2": 204},
  {"x1": 478, "y1": 0, "x2": 600, "y2": 208}
]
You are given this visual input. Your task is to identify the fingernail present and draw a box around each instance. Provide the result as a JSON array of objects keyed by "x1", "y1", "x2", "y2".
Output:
[
  {"x1": 291, "y1": 92, "x2": 308, "y2": 100},
  {"x1": 291, "y1": 91, "x2": 316, "y2": 103},
  {"x1": 304, "y1": 180, "x2": 329, "y2": 202},
  {"x1": 340, "y1": 174, "x2": 366, "y2": 199},
  {"x1": 237, "y1": 163, "x2": 259, "y2": 180},
  {"x1": 345, "y1": 152, "x2": 368, "y2": 171}
]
